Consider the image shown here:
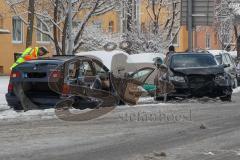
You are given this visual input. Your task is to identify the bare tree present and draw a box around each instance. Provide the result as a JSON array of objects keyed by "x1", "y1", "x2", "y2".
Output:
[
  {"x1": 120, "y1": 0, "x2": 181, "y2": 53},
  {"x1": 7, "y1": 0, "x2": 116, "y2": 55},
  {"x1": 215, "y1": 0, "x2": 240, "y2": 51},
  {"x1": 26, "y1": 0, "x2": 35, "y2": 47}
]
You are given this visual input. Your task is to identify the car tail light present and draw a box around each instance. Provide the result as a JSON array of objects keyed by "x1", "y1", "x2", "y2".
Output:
[
  {"x1": 8, "y1": 83, "x2": 13, "y2": 92},
  {"x1": 51, "y1": 70, "x2": 61, "y2": 78},
  {"x1": 62, "y1": 84, "x2": 70, "y2": 95},
  {"x1": 10, "y1": 71, "x2": 21, "y2": 78}
]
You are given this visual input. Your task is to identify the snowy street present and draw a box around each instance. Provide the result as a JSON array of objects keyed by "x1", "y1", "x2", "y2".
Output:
[
  {"x1": 1, "y1": 76, "x2": 240, "y2": 160},
  {"x1": 1, "y1": 0, "x2": 240, "y2": 159}
]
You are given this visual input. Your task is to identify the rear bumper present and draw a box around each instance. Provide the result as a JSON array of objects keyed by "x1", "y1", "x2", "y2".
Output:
[{"x1": 5, "y1": 92, "x2": 60, "y2": 109}]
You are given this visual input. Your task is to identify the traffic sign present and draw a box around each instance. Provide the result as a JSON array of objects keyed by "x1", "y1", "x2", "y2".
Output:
[{"x1": 181, "y1": 0, "x2": 214, "y2": 27}]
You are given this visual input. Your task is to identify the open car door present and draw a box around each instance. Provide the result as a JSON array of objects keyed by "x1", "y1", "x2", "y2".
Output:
[{"x1": 111, "y1": 67, "x2": 155, "y2": 105}]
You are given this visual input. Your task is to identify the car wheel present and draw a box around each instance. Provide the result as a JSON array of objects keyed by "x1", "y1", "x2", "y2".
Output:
[
  {"x1": 154, "y1": 96, "x2": 164, "y2": 101},
  {"x1": 220, "y1": 94, "x2": 232, "y2": 102},
  {"x1": 117, "y1": 99, "x2": 125, "y2": 105},
  {"x1": 13, "y1": 105, "x2": 24, "y2": 111},
  {"x1": 154, "y1": 95, "x2": 169, "y2": 101}
]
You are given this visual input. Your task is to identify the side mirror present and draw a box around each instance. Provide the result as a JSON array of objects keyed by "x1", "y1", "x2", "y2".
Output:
[{"x1": 223, "y1": 64, "x2": 230, "y2": 68}]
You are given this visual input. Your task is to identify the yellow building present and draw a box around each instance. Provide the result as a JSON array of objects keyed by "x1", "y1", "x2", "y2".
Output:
[
  {"x1": 0, "y1": 0, "x2": 188, "y2": 75},
  {"x1": 138, "y1": 0, "x2": 188, "y2": 52},
  {"x1": 0, "y1": 1, "x2": 53, "y2": 75}
]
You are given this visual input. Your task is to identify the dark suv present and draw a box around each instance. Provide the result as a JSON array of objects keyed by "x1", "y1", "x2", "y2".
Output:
[{"x1": 155, "y1": 53, "x2": 233, "y2": 101}]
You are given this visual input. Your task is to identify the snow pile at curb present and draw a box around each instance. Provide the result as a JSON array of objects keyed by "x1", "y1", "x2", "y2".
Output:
[
  {"x1": 0, "y1": 104, "x2": 10, "y2": 111},
  {"x1": 233, "y1": 87, "x2": 240, "y2": 94},
  {"x1": 0, "y1": 76, "x2": 9, "y2": 107},
  {"x1": 0, "y1": 109, "x2": 57, "y2": 121}
]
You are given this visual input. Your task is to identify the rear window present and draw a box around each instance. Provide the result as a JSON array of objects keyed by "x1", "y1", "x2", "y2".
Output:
[{"x1": 171, "y1": 54, "x2": 217, "y2": 68}]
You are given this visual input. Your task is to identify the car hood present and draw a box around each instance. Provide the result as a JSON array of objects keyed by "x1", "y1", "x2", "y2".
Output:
[{"x1": 172, "y1": 66, "x2": 224, "y2": 75}]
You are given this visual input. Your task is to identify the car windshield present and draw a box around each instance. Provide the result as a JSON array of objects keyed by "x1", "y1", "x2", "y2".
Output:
[
  {"x1": 215, "y1": 55, "x2": 222, "y2": 64},
  {"x1": 171, "y1": 54, "x2": 217, "y2": 68}
]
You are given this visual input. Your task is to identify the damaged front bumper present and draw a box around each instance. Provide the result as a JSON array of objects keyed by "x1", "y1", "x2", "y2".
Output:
[{"x1": 156, "y1": 74, "x2": 232, "y2": 98}]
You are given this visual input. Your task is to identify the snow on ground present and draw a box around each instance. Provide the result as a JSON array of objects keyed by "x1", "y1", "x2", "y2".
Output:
[
  {"x1": 233, "y1": 87, "x2": 240, "y2": 94},
  {"x1": 0, "y1": 109, "x2": 56, "y2": 122},
  {"x1": 0, "y1": 76, "x2": 9, "y2": 110}
]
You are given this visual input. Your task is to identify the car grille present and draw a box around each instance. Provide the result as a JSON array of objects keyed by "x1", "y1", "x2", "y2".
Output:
[{"x1": 187, "y1": 75, "x2": 213, "y2": 88}]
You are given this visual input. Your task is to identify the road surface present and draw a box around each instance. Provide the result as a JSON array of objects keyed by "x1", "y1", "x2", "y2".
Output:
[
  {"x1": 0, "y1": 95, "x2": 240, "y2": 160},
  {"x1": 1, "y1": 76, "x2": 240, "y2": 160}
]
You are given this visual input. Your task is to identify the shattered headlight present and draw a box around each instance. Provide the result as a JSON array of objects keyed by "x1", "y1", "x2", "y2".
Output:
[{"x1": 169, "y1": 76, "x2": 185, "y2": 83}]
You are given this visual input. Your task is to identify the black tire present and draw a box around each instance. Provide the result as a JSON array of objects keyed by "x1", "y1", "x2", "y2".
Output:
[
  {"x1": 13, "y1": 105, "x2": 24, "y2": 111},
  {"x1": 154, "y1": 96, "x2": 164, "y2": 101},
  {"x1": 220, "y1": 94, "x2": 232, "y2": 102},
  {"x1": 154, "y1": 95, "x2": 170, "y2": 101},
  {"x1": 117, "y1": 98, "x2": 125, "y2": 105}
]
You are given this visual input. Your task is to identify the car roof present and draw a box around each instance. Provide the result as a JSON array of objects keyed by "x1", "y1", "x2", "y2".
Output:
[
  {"x1": 127, "y1": 53, "x2": 165, "y2": 64},
  {"x1": 172, "y1": 52, "x2": 213, "y2": 56},
  {"x1": 207, "y1": 50, "x2": 228, "y2": 56},
  {"x1": 76, "y1": 50, "x2": 129, "y2": 70}
]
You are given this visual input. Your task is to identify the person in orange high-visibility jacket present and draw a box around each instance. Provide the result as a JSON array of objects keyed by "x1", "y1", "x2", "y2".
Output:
[{"x1": 11, "y1": 46, "x2": 49, "y2": 69}]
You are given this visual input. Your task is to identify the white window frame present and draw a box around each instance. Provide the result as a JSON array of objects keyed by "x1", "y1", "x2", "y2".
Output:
[
  {"x1": 205, "y1": 32, "x2": 211, "y2": 49},
  {"x1": 36, "y1": 19, "x2": 50, "y2": 44},
  {"x1": 171, "y1": 32, "x2": 179, "y2": 47},
  {"x1": 108, "y1": 21, "x2": 114, "y2": 33},
  {"x1": 12, "y1": 16, "x2": 23, "y2": 44}
]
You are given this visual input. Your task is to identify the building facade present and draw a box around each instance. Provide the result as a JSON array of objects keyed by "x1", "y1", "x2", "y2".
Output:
[
  {"x1": 0, "y1": 0, "x2": 191, "y2": 75},
  {"x1": 0, "y1": 1, "x2": 53, "y2": 75}
]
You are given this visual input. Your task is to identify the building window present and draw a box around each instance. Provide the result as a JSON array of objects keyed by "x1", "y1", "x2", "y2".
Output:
[
  {"x1": 0, "y1": 66, "x2": 3, "y2": 74},
  {"x1": 0, "y1": 15, "x2": 3, "y2": 29},
  {"x1": 37, "y1": 19, "x2": 50, "y2": 43},
  {"x1": 141, "y1": 22, "x2": 146, "y2": 33},
  {"x1": 108, "y1": 21, "x2": 114, "y2": 32},
  {"x1": 206, "y1": 33, "x2": 211, "y2": 49},
  {"x1": 12, "y1": 16, "x2": 23, "y2": 43},
  {"x1": 171, "y1": 32, "x2": 179, "y2": 46}
]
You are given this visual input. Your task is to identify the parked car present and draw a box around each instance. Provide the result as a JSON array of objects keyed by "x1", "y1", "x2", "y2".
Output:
[
  {"x1": 228, "y1": 51, "x2": 240, "y2": 84},
  {"x1": 155, "y1": 53, "x2": 233, "y2": 101},
  {"x1": 208, "y1": 50, "x2": 238, "y2": 88}
]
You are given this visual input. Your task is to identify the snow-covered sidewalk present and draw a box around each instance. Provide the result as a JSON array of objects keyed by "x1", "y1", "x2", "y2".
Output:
[{"x1": 0, "y1": 76, "x2": 9, "y2": 110}]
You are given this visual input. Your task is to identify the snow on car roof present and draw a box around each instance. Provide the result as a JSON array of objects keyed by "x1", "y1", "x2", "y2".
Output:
[
  {"x1": 76, "y1": 50, "x2": 129, "y2": 70},
  {"x1": 228, "y1": 51, "x2": 237, "y2": 58},
  {"x1": 127, "y1": 53, "x2": 165, "y2": 64},
  {"x1": 207, "y1": 50, "x2": 227, "y2": 56},
  {"x1": 208, "y1": 50, "x2": 237, "y2": 58}
]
